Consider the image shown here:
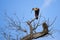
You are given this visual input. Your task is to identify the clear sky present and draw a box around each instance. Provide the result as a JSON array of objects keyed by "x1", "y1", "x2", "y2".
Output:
[{"x1": 0, "y1": 0, "x2": 60, "y2": 40}]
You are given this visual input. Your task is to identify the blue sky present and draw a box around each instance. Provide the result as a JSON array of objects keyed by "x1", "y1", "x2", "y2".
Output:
[{"x1": 0, "y1": 0, "x2": 60, "y2": 40}]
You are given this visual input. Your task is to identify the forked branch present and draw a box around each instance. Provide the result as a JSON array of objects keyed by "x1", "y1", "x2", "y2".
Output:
[{"x1": 21, "y1": 18, "x2": 49, "y2": 40}]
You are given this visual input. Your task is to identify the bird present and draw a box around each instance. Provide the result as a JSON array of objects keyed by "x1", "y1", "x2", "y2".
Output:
[{"x1": 32, "y1": 8, "x2": 40, "y2": 19}]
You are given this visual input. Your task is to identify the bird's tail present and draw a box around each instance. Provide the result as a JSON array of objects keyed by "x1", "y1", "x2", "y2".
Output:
[{"x1": 36, "y1": 17, "x2": 38, "y2": 19}]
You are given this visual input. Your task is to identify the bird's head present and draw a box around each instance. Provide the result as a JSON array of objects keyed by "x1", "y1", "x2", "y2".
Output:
[{"x1": 32, "y1": 8, "x2": 39, "y2": 11}]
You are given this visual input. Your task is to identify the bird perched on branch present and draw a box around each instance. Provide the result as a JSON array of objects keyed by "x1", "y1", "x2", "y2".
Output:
[{"x1": 32, "y1": 8, "x2": 40, "y2": 19}]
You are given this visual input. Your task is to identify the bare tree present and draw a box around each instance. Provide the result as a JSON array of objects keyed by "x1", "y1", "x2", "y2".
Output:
[{"x1": 0, "y1": 8, "x2": 57, "y2": 40}]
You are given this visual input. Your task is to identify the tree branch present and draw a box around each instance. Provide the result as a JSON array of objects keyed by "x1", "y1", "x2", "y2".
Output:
[{"x1": 21, "y1": 18, "x2": 49, "y2": 40}]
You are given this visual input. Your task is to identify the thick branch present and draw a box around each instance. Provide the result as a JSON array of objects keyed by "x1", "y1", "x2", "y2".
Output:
[{"x1": 21, "y1": 27, "x2": 48, "y2": 40}]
